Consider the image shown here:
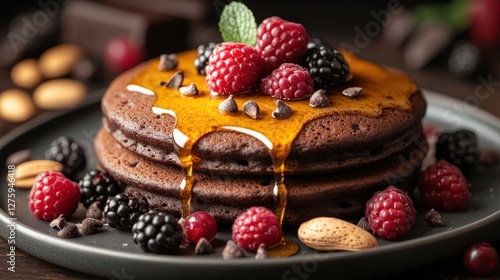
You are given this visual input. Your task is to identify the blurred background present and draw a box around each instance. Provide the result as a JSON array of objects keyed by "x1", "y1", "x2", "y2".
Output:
[{"x1": 0, "y1": 0, "x2": 499, "y2": 136}]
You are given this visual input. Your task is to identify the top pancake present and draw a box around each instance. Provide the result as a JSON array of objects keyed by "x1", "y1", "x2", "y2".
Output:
[{"x1": 101, "y1": 50, "x2": 426, "y2": 175}]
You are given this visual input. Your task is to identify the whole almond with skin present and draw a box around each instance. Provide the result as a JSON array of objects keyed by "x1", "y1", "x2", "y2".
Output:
[
  {"x1": 298, "y1": 217, "x2": 378, "y2": 251},
  {"x1": 12, "y1": 160, "x2": 64, "y2": 189}
]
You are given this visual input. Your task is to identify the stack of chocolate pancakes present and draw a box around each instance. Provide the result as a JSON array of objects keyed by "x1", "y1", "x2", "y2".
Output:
[{"x1": 94, "y1": 50, "x2": 428, "y2": 225}]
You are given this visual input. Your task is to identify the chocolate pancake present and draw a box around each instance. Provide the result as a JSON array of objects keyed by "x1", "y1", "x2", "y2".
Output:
[
  {"x1": 101, "y1": 51, "x2": 427, "y2": 175},
  {"x1": 95, "y1": 127, "x2": 426, "y2": 225},
  {"x1": 94, "y1": 49, "x2": 428, "y2": 225}
]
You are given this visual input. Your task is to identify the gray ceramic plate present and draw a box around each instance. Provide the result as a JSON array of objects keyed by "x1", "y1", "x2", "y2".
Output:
[{"x1": 1, "y1": 90, "x2": 499, "y2": 280}]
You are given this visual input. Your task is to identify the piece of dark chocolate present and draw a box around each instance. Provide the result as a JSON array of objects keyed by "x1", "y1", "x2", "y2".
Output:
[{"x1": 60, "y1": 0, "x2": 189, "y2": 66}]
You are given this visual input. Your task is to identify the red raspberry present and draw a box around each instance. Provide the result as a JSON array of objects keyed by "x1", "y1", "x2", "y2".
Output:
[
  {"x1": 232, "y1": 206, "x2": 282, "y2": 252},
  {"x1": 29, "y1": 171, "x2": 81, "y2": 221},
  {"x1": 256, "y1": 16, "x2": 309, "y2": 73},
  {"x1": 260, "y1": 63, "x2": 314, "y2": 100},
  {"x1": 418, "y1": 160, "x2": 470, "y2": 211},
  {"x1": 205, "y1": 42, "x2": 265, "y2": 95},
  {"x1": 365, "y1": 186, "x2": 416, "y2": 240}
]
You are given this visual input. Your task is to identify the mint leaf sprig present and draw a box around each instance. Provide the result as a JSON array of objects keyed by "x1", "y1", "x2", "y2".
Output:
[{"x1": 218, "y1": 2, "x2": 257, "y2": 46}]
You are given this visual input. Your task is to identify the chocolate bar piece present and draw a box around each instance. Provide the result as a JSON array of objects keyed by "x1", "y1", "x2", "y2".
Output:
[{"x1": 60, "y1": 0, "x2": 189, "y2": 61}]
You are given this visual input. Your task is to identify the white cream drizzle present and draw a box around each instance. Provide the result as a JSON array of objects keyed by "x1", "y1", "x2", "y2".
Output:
[
  {"x1": 222, "y1": 126, "x2": 273, "y2": 150},
  {"x1": 126, "y1": 84, "x2": 155, "y2": 96}
]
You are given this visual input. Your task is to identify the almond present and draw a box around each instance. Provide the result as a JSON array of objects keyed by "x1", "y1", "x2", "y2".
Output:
[
  {"x1": 0, "y1": 89, "x2": 36, "y2": 124},
  {"x1": 12, "y1": 160, "x2": 64, "y2": 189},
  {"x1": 33, "y1": 79, "x2": 87, "y2": 110},
  {"x1": 298, "y1": 217, "x2": 378, "y2": 251}
]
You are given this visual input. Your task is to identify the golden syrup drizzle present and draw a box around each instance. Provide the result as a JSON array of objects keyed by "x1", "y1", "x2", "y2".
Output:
[
  {"x1": 128, "y1": 50, "x2": 417, "y2": 256},
  {"x1": 177, "y1": 146, "x2": 195, "y2": 219}
]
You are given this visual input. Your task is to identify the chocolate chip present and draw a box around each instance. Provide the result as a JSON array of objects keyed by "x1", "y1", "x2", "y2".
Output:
[
  {"x1": 86, "y1": 201, "x2": 103, "y2": 220},
  {"x1": 342, "y1": 87, "x2": 362, "y2": 98},
  {"x1": 272, "y1": 100, "x2": 292, "y2": 119},
  {"x1": 57, "y1": 223, "x2": 79, "y2": 238},
  {"x1": 50, "y1": 214, "x2": 67, "y2": 230},
  {"x1": 424, "y1": 208, "x2": 445, "y2": 227},
  {"x1": 160, "y1": 70, "x2": 184, "y2": 88},
  {"x1": 309, "y1": 89, "x2": 330, "y2": 108},
  {"x1": 158, "y1": 53, "x2": 178, "y2": 71},
  {"x1": 80, "y1": 218, "x2": 104, "y2": 235},
  {"x1": 356, "y1": 217, "x2": 372, "y2": 233},
  {"x1": 243, "y1": 100, "x2": 261, "y2": 119},
  {"x1": 6, "y1": 149, "x2": 32, "y2": 166},
  {"x1": 195, "y1": 237, "x2": 213, "y2": 255},
  {"x1": 255, "y1": 243, "x2": 268, "y2": 259},
  {"x1": 218, "y1": 95, "x2": 238, "y2": 114},
  {"x1": 222, "y1": 240, "x2": 246, "y2": 260},
  {"x1": 179, "y1": 83, "x2": 199, "y2": 96}
]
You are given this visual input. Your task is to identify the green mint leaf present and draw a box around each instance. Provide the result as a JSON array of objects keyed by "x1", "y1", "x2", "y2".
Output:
[{"x1": 218, "y1": 2, "x2": 257, "y2": 45}]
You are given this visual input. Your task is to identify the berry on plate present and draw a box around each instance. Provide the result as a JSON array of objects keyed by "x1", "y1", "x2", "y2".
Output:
[
  {"x1": 260, "y1": 63, "x2": 314, "y2": 100},
  {"x1": 45, "y1": 136, "x2": 86, "y2": 178},
  {"x1": 184, "y1": 211, "x2": 217, "y2": 243},
  {"x1": 132, "y1": 211, "x2": 183, "y2": 254},
  {"x1": 102, "y1": 192, "x2": 150, "y2": 230},
  {"x1": 232, "y1": 206, "x2": 282, "y2": 252},
  {"x1": 29, "y1": 171, "x2": 81, "y2": 221},
  {"x1": 205, "y1": 42, "x2": 265, "y2": 95},
  {"x1": 435, "y1": 129, "x2": 480, "y2": 172},
  {"x1": 418, "y1": 160, "x2": 470, "y2": 211},
  {"x1": 256, "y1": 16, "x2": 309, "y2": 73},
  {"x1": 78, "y1": 170, "x2": 123, "y2": 209},
  {"x1": 463, "y1": 242, "x2": 498, "y2": 276},
  {"x1": 365, "y1": 186, "x2": 416, "y2": 240}
]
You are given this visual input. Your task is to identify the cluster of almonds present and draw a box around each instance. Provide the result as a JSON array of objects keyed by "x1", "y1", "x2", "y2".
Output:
[{"x1": 0, "y1": 44, "x2": 92, "y2": 125}]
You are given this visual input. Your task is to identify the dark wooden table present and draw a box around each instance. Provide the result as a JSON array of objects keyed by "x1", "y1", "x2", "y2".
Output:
[{"x1": 1, "y1": 26, "x2": 500, "y2": 280}]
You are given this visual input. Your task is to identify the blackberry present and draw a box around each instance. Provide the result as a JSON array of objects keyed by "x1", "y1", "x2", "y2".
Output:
[
  {"x1": 435, "y1": 129, "x2": 480, "y2": 171},
  {"x1": 306, "y1": 37, "x2": 331, "y2": 50},
  {"x1": 103, "y1": 192, "x2": 149, "y2": 230},
  {"x1": 78, "y1": 170, "x2": 123, "y2": 209},
  {"x1": 45, "y1": 136, "x2": 86, "y2": 178},
  {"x1": 194, "y1": 42, "x2": 218, "y2": 75},
  {"x1": 132, "y1": 211, "x2": 183, "y2": 254},
  {"x1": 304, "y1": 43, "x2": 349, "y2": 89}
]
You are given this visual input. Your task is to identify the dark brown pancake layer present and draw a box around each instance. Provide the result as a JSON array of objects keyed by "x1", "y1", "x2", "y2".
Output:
[
  {"x1": 95, "y1": 128, "x2": 427, "y2": 225},
  {"x1": 101, "y1": 62, "x2": 426, "y2": 175}
]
